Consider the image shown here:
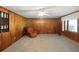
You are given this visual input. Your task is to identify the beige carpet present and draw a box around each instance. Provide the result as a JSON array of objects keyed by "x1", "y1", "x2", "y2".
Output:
[{"x1": 3, "y1": 34, "x2": 79, "y2": 52}]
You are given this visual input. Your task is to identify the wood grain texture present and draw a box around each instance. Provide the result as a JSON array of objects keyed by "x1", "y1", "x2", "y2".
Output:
[
  {"x1": 14, "y1": 14, "x2": 26, "y2": 41},
  {"x1": 1, "y1": 32, "x2": 12, "y2": 50},
  {"x1": 0, "y1": 34, "x2": 2, "y2": 51},
  {"x1": 62, "y1": 19, "x2": 79, "y2": 43},
  {"x1": 0, "y1": 6, "x2": 26, "y2": 51},
  {"x1": 0, "y1": 6, "x2": 62, "y2": 51},
  {"x1": 9, "y1": 12, "x2": 15, "y2": 43},
  {"x1": 62, "y1": 31, "x2": 79, "y2": 43},
  {"x1": 25, "y1": 18, "x2": 61, "y2": 34}
]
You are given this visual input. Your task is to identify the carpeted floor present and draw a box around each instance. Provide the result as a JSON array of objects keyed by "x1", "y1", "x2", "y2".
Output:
[{"x1": 3, "y1": 34, "x2": 79, "y2": 52}]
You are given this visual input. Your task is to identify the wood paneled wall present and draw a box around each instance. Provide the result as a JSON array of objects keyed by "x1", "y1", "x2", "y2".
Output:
[
  {"x1": 25, "y1": 18, "x2": 61, "y2": 34},
  {"x1": 61, "y1": 13, "x2": 79, "y2": 44},
  {"x1": 61, "y1": 17, "x2": 79, "y2": 43},
  {"x1": 0, "y1": 7, "x2": 26, "y2": 51},
  {"x1": 62, "y1": 19, "x2": 79, "y2": 43},
  {"x1": 62, "y1": 31, "x2": 79, "y2": 43},
  {"x1": 0, "y1": 7, "x2": 62, "y2": 51},
  {"x1": 0, "y1": 34, "x2": 2, "y2": 50}
]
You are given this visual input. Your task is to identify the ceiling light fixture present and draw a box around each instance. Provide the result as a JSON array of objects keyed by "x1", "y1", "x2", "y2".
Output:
[{"x1": 38, "y1": 11, "x2": 45, "y2": 17}]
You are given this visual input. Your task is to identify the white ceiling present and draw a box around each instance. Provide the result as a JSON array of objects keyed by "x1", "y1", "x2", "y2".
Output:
[{"x1": 4, "y1": 6, "x2": 79, "y2": 18}]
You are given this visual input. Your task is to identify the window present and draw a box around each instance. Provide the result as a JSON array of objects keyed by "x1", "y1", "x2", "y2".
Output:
[
  {"x1": 64, "y1": 20, "x2": 68, "y2": 31},
  {"x1": 62, "y1": 19, "x2": 77, "y2": 32},
  {"x1": 62, "y1": 20, "x2": 68, "y2": 31},
  {"x1": 0, "y1": 11, "x2": 9, "y2": 33},
  {"x1": 68, "y1": 19, "x2": 77, "y2": 32},
  {"x1": 62, "y1": 20, "x2": 65, "y2": 31}
]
